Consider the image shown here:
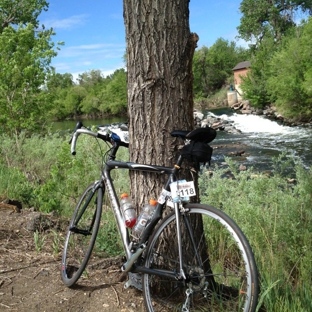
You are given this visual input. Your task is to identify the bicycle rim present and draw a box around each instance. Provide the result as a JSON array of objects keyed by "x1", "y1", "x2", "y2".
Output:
[
  {"x1": 143, "y1": 204, "x2": 258, "y2": 312},
  {"x1": 61, "y1": 183, "x2": 103, "y2": 287}
]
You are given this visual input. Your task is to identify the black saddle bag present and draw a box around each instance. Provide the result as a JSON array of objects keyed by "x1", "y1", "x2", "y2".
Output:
[{"x1": 181, "y1": 141, "x2": 213, "y2": 165}]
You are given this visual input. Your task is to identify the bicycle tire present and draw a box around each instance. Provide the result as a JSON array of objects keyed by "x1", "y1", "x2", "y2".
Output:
[
  {"x1": 61, "y1": 182, "x2": 103, "y2": 287},
  {"x1": 142, "y1": 203, "x2": 259, "y2": 312}
]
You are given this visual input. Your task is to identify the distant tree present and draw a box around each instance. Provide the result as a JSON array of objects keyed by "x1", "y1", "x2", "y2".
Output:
[
  {"x1": 76, "y1": 70, "x2": 106, "y2": 116},
  {"x1": 240, "y1": 35, "x2": 275, "y2": 107},
  {"x1": 266, "y1": 19, "x2": 312, "y2": 118},
  {"x1": 238, "y1": 0, "x2": 312, "y2": 45},
  {"x1": 79, "y1": 93, "x2": 102, "y2": 116},
  {"x1": 237, "y1": 0, "x2": 312, "y2": 108},
  {"x1": 77, "y1": 69, "x2": 104, "y2": 87},
  {"x1": 193, "y1": 38, "x2": 249, "y2": 97},
  {"x1": 193, "y1": 46, "x2": 210, "y2": 97},
  {"x1": 0, "y1": 24, "x2": 57, "y2": 136},
  {"x1": 46, "y1": 71, "x2": 73, "y2": 90},
  {"x1": 63, "y1": 85, "x2": 88, "y2": 117},
  {"x1": 46, "y1": 69, "x2": 128, "y2": 119},
  {"x1": 0, "y1": 0, "x2": 58, "y2": 137},
  {"x1": 302, "y1": 21, "x2": 312, "y2": 104},
  {"x1": 99, "y1": 69, "x2": 127, "y2": 115}
]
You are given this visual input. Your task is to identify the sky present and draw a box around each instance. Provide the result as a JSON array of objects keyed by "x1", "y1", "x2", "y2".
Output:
[{"x1": 39, "y1": 1, "x2": 245, "y2": 81}]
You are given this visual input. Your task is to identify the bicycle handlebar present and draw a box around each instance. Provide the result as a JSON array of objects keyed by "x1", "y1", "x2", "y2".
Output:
[
  {"x1": 69, "y1": 121, "x2": 128, "y2": 155},
  {"x1": 70, "y1": 128, "x2": 100, "y2": 155},
  {"x1": 69, "y1": 121, "x2": 215, "y2": 156}
]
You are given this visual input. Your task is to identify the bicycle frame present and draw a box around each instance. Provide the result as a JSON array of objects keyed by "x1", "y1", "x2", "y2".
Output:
[
  {"x1": 104, "y1": 158, "x2": 189, "y2": 282},
  {"x1": 103, "y1": 148, "x2": 183, "y2": 254}
]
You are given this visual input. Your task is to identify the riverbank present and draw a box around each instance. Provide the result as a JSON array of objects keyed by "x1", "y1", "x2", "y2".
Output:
[
  {"x1": 195, "y1": 100, "x2": 312, "y2": 132},
  {"x1": 230, "y1": 100, "x2": 312, "y2": 128}
]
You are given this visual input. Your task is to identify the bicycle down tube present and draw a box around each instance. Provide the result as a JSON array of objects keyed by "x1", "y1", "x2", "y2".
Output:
[{"x1": 102, "y1": 157, "x2": 182, "y2": 261}]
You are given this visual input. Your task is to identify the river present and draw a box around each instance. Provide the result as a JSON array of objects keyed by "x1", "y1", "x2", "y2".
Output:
[
  {"x1": 209, "y1": 108, "x2": 312, "y2": 171},
  {"x1": 51, "y1": 116, "x2": 126, "y2": 131},
  {"x1": 52, "y1": 108, "x2": 312, "y2": 171}
]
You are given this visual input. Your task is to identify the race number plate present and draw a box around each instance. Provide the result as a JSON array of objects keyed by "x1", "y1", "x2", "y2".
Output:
[
  {"x1": 158, "y1": 180, "x2": 195, "y2": 208},
  {"x1": 170, "y1": 180, "x2": 196, "y2": 200}
]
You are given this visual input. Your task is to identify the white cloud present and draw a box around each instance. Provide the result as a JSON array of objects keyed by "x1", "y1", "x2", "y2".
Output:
[
  {"x1": 51, "y1": 62, "x2": 71, "y2": 72},
  {"x1": 43, "y1": 14, "x2": 89, "y2": 30},
  {"x1": 58, "y1": 43, "x2": 125, "y2": 59},
  {"x1": 236, "y1": 38, "x2": 252, "y2": 49},
  {"x1": 70, "y1": 67, "x2": 122, "y2": 83}
]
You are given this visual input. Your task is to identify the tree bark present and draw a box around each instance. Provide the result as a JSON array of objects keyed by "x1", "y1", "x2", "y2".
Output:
[{"x1": 123, "y1": 0, "x2": 198, "y2": 208}]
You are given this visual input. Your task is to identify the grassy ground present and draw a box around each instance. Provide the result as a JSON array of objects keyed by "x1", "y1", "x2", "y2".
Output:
[{"x1": 1, "y1": 132, "x2": 312, "y2": 311}]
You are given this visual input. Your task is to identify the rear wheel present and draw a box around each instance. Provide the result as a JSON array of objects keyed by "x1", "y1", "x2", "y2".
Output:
[
  {"x1": 61, "y1": 182, "x2": 103, "y2": 287},
  {"x1": 143, "y1": 204, "x2": 259, "y2": 311}
]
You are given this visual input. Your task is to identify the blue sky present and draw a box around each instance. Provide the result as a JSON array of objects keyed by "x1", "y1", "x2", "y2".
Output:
[{"x1": 40, "y1": 1, "x2": 244, "y2": 81}]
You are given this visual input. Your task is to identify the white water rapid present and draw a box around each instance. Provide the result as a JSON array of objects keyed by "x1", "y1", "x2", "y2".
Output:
[{"x1": 209, "y1": 110, "x2": 312, "y2": 170}]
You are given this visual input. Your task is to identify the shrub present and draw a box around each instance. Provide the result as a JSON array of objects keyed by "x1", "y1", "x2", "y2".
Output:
[{"x1": 199, "y1": 158, "x2": 312, "y2": 311}]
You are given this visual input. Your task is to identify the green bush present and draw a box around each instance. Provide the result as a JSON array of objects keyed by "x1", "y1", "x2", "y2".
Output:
[
  {"x1": 0, "y1": 164, "x2": 34, "y2": 205},
  {"x1": 0, "y1": 131, "x2": 129, "y2": 214}
]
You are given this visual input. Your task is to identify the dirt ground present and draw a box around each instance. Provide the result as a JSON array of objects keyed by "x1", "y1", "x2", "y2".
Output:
[{"x1": 0, "y1": 207, "x2": 145, "y2": 312}]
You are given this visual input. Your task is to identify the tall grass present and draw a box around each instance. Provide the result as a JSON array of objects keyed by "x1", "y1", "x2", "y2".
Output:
[
  {"x1": 0, "y1": 131, "x2": 129, "y2": 215},
  {"x1": 199, "y1": 157, "x2": 312, "y2": 312}
]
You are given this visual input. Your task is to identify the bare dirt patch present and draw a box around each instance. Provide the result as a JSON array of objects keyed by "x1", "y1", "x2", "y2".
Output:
[{"x1": 0, "y1": 208, "x2": 145, "y2": 312}]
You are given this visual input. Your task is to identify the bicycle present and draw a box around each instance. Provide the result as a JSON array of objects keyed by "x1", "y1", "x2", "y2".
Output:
[{"x1": 61, "y1": 121, "x2": 259, "y2": 312}]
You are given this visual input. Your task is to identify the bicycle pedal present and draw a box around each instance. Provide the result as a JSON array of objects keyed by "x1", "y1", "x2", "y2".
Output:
[{"x1": 124, "y1": 279, "x2": 132, "y2": 289}]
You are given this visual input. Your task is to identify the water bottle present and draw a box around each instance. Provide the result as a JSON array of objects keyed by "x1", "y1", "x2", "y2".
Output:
[
  {"x1": 132, "y1": 199, "x2": 157, "y2": 238},
  {"x1": 120, "y1": 193, "x2": 137, "y2": 228}
]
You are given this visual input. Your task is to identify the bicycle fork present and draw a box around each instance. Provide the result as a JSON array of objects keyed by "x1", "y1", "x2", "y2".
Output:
[
  {"x1": 70, "y1": 181, "x2": 101, "y2": 235},
  {"x1": 176, "y1": 202, "x2": 209, "y2": 312},
  {"x1": 174, "y1": 201, "x2": 187, "y2": 280}
]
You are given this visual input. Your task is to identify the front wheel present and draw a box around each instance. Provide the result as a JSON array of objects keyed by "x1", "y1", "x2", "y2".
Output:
[
  {"x1": 143, "y1": 203, "x2": 259, "y2": 312},
  {"x1": 61, "y1": 182, "x2": 103, "y2": 287}
]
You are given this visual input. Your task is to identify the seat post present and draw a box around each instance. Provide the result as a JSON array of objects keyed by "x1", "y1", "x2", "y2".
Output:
[{"x1": 174, "y1": 155, "x2": 184, "y2": 170}]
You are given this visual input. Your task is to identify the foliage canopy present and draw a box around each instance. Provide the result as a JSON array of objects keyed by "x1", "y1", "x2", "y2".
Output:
[
  {"x1": 192, "y1": 38, "x2": 249, "y2": 98},
  {"x1": 238, "y1": 0, "x2": 312, "y2": 45},
  {"x1": 0, "y1": 0, "x2": 57, "y2": 137},
  {"x1": 0, "y1": 0, "x2": 49, "y2": 32}
]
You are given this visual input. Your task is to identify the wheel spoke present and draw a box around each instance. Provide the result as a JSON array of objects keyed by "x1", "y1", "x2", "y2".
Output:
[
  {"x1": 61, "y1": 183, "x2": 103, "y2": 287},
  {"x1": 143, "y1": 204, "x2": 258, "y2": 311}
]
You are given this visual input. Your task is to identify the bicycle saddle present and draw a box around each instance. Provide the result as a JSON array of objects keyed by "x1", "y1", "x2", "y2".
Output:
[{"x1": 171, "y1": 127, "x2": 216, "y2": 143}]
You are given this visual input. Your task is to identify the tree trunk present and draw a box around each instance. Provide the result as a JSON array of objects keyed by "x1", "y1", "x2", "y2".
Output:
[{"x1": 123, "y1": 0, "x2": 198, "y2": 208}]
